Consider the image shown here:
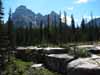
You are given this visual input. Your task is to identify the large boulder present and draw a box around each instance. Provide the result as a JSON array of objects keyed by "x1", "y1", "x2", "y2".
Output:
[
  {"x1": 67, "y1": 55, "x2": 100, "y2": 75},
  {"x1": 45, "y1": 54, "x2": 74, "y2": 73}
]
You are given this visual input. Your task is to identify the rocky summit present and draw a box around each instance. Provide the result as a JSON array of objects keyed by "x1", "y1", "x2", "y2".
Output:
[{"x1": 12, "y1": 5, "x2": 60, "y2": 28}]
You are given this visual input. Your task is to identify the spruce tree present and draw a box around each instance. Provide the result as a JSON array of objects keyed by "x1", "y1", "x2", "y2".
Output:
[
  {"x1": 40, "y1": 20, "x2": 43, "y2": 44},
  {"x1": 80, "y1": 18, "x2": 86, "y2": 41},
  {"x1": 0, "y1": 0, "x2": 6, "y2": 74},
  {"x1": 7, "y1": 9, "x2": 16, "y2": 62},
  {"x1": 71, "y1": 14, "x2": 75, "y2": 42},
  {"x1": 54, "y1": 14, "x2": 57, "y2": 44},
  {"x1": 63, "y1": 11, "x2": 68, "y2": 43},
  {"x1": 81, "y1": 18, "x2": 85, "y2": 31},
  {"x1": 59, "y1": 11, "x2": 62, "y2": 45},
  {"x1": 71, "y1": 14, "x2": 75, "y2": 30},
  {"x1": 0, "y1": 0, "x2": 4, "y2": 32},
  {"x1": 29, "y1": 22, "x2": 33, "y2": 45},
  {"x1": 64, "y1": 11, "x2": 67, "y2": 25},
  {"x1": 47, "y1": 15, "x2": 50, "y2": 45}
]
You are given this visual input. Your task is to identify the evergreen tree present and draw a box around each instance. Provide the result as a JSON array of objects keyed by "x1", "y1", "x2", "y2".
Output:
[
  {"x1": 4, "y1": 9, "x2": 17, "y2": 75},
  {"x1": 7, "y1": 9, "x2": 13, "y2": 62},
  {"x1": 88, "y1": 12, "x2": 95, "y2": 43},
  {"x1": 28, "y1": 24, "x2": 34, "y2": 46},
  {"x1": 0, "y1": 0, "x2": 7, "y2": 74},
  {"x1": 71, "y1": 14, "x2": 75, "y2": 42},
  {"x1": 64, "y1": 11, "x2": 67, "y2": 25},
  {"x1": 25, "y1": 26, "x2": 29, "y2": 46},
  {"x1": 63, "y1": 11, "x2": 69, "y2": 43},
  {"x1": 54, "y1": 14, "x2": 58, "y2": 44},
  {"x1": 59, "y1": 11, "x2": 62, "y2": 45},
  {"x1": 40, "y1": 20, "x2": 43, "y2": 44},
  {"x1": 7, "y1": 9, "x2": 16, "y2": 49},
  {"x1": 7, "y1": 9, "x2": 13, "y2": 33},
  {"x1": 0, "y1": 0, "x2": 4, "y2": 32},
  {"x1": 71, "y1": 14, "x2": 75, "y2": 30},
  {"x1": 80, "y1": 18, "x2": 86, "y2": 41},
  {"x1": 81, "y1": 18, "x2": 85, "y2": 31},
  {"x1": 47, "y1": 15, "x2": 50, "y2": 44}
]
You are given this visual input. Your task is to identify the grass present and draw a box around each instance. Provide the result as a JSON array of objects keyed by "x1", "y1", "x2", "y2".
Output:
[
  {"x1": 25, "y1": 67, "x2": 62, "y2": 75},
  {"x1": 11, "y1": 58, "x2": 62, "y2": 75},
  {"x1": 14, "y1": 59, "x2": 33, "y2": 71}
]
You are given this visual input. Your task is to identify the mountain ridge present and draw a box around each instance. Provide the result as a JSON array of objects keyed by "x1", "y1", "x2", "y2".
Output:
[{"x1": 12, "y1": 5, "x2": 60, "y2": 27}]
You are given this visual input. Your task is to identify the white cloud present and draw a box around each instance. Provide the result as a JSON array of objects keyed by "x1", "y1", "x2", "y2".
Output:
[
  {"x1": 61, "y1": 15, "x2": 78, "y2": 25},
  {"x1": 67, "y1": 7, "x2": 74, "y2": 11},
  {"x1": 61, "y1": 15, "x2": 80, "y2": 25},
  {"x1": 66, "y1": 16, "x2": 72, "y2": 25},
  {"x1": 75, "y1": 0, "x2": 89, "y2": 4},
  {"x1": 61, "y1": 15, "x2": 71, "y2": 25}
]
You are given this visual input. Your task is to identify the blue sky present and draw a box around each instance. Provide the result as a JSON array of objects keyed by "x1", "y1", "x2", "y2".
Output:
[{"x1": 3, "y1": 0, "x2": 100, "y2": 25}]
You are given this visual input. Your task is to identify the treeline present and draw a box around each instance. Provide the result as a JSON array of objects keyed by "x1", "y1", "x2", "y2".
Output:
[{"x1": 15, "y1": 13, "x2": 100, "y2": 46}]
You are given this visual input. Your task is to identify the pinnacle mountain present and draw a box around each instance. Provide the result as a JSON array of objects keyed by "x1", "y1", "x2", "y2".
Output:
[
  {"x1": 12, "y1": 5, "x2": 60, "y2": 28},
  {"x1": 12, "y1": 5, "x2": 36, "y2": 27}
]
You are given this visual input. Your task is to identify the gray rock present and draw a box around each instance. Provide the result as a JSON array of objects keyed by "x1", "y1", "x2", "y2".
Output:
[
  {"x1": 67, "y1": 55, "x2": 100, "y2": 75},
  {"x1": 45, "y1": 54, "x2": 74, "y2": 73}
]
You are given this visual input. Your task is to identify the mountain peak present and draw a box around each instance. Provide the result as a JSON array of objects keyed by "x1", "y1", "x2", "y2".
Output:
[
  {"x1": 16, "y1": 5, "x2": 26, "y2": 10},
  {"x1": 51, "y1": 11, "x2": 57, "y2": 14},
  {"x1": 12, "y1": 5, "x2": 60, "y2": 28}
]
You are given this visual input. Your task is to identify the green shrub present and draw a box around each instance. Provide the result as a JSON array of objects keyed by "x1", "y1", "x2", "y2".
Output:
[{"x1": 69, "y1": 47, "x2": 91, "y2": 58}]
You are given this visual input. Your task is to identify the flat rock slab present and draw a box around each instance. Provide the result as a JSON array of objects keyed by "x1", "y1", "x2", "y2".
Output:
[
  {"x1": 67, "y1": 55, "x2": 100, "y2": 75},
  {"x1": 47, "y1": 54, "x2": 74, "y2": 59},
  {"x1": 16, "y1": 46, "x2": 67, "y2": 54}
]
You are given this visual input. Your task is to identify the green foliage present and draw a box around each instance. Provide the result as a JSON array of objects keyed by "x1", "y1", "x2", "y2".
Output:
[
  {"x1": 5, "y1": 57, "x2": 32, "y2": 75},
  {"x1": 5, "y1": 57, "x2": 61, "y2": 75},
  {"x1": 69, "y1": 47, "x2": 91, "y2": 58},
  {"x1": 25, "y1": 67, "x2": 61, "y2": 75},
  {"x1": 14, "y1": 59, "x2": 32, "y2": 71}
]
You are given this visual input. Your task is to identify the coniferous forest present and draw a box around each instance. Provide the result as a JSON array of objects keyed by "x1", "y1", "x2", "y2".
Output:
[{"x1": 15, "y1": 11, "x2": 100, "y2": 46}]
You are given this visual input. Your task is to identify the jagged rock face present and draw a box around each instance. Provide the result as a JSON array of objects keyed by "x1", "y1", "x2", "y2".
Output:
[
  {"x1": 12, "y1": 5, "x2": 37, "y2": 27},
  {"x1": 12, "y1": 5, "x2": 60, "y2": 28}
]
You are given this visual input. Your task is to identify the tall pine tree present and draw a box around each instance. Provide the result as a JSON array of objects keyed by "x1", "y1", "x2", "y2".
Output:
[
  {"x1": 7, "y1": 9, "x2": 16, "y2": 62},
  {"x1": 81, "y1": 18, "x2": 85, "y2": 31},
  {"x1": 71, "y1": 14, "x2": 75, "y2": 30},
  {"x1": 64, "y1": 11, "x2": 67, "y2": 25},
  {"x1": 40, "y1": 20, "x2": 43, "y2": 44},
  {"x1": 59, "y1": 11, "x2": 62, "y2": 45},
  {"x1": 0, "y1": 0, "x2": 4, "y2": 32},
  {"x1": 71, "y1": 14, "x2": 75, "y2": 42}
]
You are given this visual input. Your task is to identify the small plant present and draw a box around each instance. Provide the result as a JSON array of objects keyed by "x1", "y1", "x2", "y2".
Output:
[{"x1": 69, "y1": 47, "x2": 91, "y2": 58}]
